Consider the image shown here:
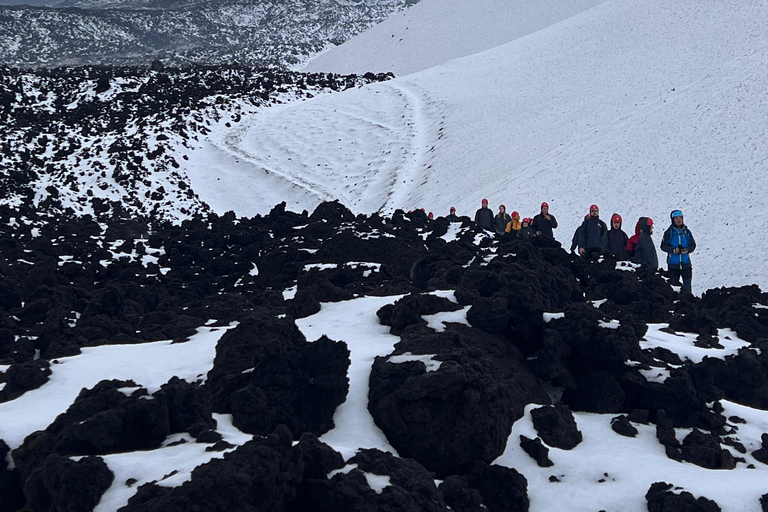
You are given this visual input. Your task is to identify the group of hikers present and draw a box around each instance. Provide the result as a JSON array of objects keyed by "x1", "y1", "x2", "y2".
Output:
[{"x1": 458, "y1": 199, "x2": 696, "y2": 293}]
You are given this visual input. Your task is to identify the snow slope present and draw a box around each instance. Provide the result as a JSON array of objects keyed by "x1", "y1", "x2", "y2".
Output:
[
  {"x1": 184, "y1": 0, "x2": 768, "y2": 293},
  {"x1": 300, "y1": 0, "x2": 607, "y2": 76}
]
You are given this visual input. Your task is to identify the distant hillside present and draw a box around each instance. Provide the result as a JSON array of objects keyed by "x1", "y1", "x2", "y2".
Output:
[{"x1": 0, "y1": 0, "x2": 414, "y2": 69}]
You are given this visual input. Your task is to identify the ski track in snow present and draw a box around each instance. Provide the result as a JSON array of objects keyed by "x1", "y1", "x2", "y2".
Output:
[{"x1": 200, "y1": 79, "x2": 442, "y2": 215}]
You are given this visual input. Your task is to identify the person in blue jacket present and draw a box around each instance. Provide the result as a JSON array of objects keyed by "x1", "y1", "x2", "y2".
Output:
[{"x1": 660, "y1": 209, "x2": 696, "y2": 293}]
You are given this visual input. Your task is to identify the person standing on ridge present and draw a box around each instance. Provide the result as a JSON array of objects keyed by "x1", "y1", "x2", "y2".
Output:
[
  {"x1": 602, "y1": 213, "x2": 629, "y2": 260},
  {"x1": 518, "y1": 218, "x2": 535, "y2": 240},
  {"x1": 494, "y1": 204, "x2": 512, "y2": 236},
  {"x1": 532, "y1": 202, "x2": 558, "y2": 240},
  {"x1": 634, "y1": 217, "x2": 658, "y2": 269},
  {"x1": 505, "y1": 211, "x2": 522, "y2": 236},
  {"x1": 578, "y1": 204, "x2": 607, "y2": 257},
  {"x1": 447, "y1": 206, "x2": 459, "y2": 222},
  {"x1": 570, "y1": 214, "x2": 589, "y2": 253},
  {"x1": 660, "y1": 209, "x2": 696, "y2": 293},
  {"x1": 474, "y1": 199, "x2": 493, "y2": 230},
  {"x1": 626, "y1": 218, "x2": 643, "y2": 257}
]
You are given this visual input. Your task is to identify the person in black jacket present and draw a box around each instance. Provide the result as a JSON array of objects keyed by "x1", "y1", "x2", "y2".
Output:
[
  {"x1": 474, "y1": 199, "x2": 493, "y2": 230},
  {"x1": 602, "y1": 213, "x2": 629, "y2": 260},
  {"x1": 570, "y1": 214, "x2": 589, "y2": 253},
  {"x1": 532, "y1": 202, "x2": 558, "y2": 240},
  {"x1": 446, "y1": 206, "x2": 459, "y2": 222},
  {"x1": 634, "y1": 217, "x2": 658, "y2": 269},
  {"x1": 493, "y1": 204, "x2": 512, "y2": 236},
  {"x1": 518, "y1": 218, "x2": 535, "y2": 240},
  {"x1": 578, "y1": 204, "x2": 607, "y2": 256}
]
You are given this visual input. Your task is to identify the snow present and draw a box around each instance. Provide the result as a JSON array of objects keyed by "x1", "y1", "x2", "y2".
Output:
[
  {"x1": 301, "y1": 0, "x2": 607, "y2": 76},
  {"x1": 422, "y1": 307, "x2": 471, "y2": 332},
  {"x1": 387, "y1": 352, "x2": 442, "y2": 372},
  {"x1": 641, "y1": 324, "x2": 752, "y2": 364},
  {"x1": 495, "y1": 404, "x2": 768, "y2": 512},
  {"x1": 94, "y1": 414, "x2": 252, "y2": 512},
  {"x1": 184, "y1": 0, "x2": 768, "y2": 294},
  {"x1": 440, "y1": 222, "x2": 465, "y2": 242},
  {"x1": 295, "y1": 295, "x2": 404, "y2": 459},
  {"x1": 639, "y1": 367, "x2": 671, "y2": 383},
  {"x1": 543, "y1": 312, "x2": 566, "y2": 323},
  {"x1": 0, "y1": 324, "x2": 236, "y2": 450}
]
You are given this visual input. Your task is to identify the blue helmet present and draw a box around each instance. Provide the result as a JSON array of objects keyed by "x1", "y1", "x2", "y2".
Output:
[{"x1": 670, "y1": 209, "x2": 683, "y2": 220}]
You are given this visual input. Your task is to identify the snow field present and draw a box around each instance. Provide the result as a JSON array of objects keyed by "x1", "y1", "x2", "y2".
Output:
[{"x1": 187, "y1": 0, "x2": 768, "y2": 294}]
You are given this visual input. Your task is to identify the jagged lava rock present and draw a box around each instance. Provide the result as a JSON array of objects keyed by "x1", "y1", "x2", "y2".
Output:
[{"x1": 368, "y1": 325, "x2": 549, "y2": 477}]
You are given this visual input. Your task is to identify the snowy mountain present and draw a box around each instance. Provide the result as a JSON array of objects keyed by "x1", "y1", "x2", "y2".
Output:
[
  {"x1": 187, "y1": 0, "x2": 768, "y2": 293},
  {"x1": 0, "y1": 0, "x2": 412, "y2": 68}
]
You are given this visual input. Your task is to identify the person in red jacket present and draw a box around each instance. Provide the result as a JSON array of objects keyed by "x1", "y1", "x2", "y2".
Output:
[{"x1": 626, "y1": 219, "x2": 643, "y2": 257}]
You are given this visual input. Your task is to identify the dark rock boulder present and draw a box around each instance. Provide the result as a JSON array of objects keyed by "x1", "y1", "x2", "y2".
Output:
[
  {"x1": 610, "y1": 415, "x2": 638, "y2": 437},
  {"x1": 519, "y1": 436, "x2": 553, "y2": 467},
  {"x1": 368, "y1": 325, "x2": 549, "y2": 477},
  {"x1": 23, "y1": 454, "x2": 114, "y2": 512},
  {"x1": 465, "y1": 461, "x2": 529, "y2": 512},
  {"x1": 680, "y1": 429, "x2": 736, "y2": 469},
  {"x1": 13, "y1": 377, "x2": 217, "y2": 482},
  {"x1": 206, "y1": 310, "x2": 350, "y2": 438},
  {"x1": 0, "y1": 360, "x2": 51, "y2": 402},
  {"x1": 655, "y1": 410, "x2": 682, "y2": 461},
  {"x1": 0, "y1": 440, "x2": 24, "y2": 512},
  {"x1": 438, "y1": 476, "x2": 484, "y2": 512},
  {"x1": 751, "y1": 433, "x2": 768, "y2": 465},
  {"x1": 347, "y1": 448, "x2": 446, "y2": 512},
  {"x1": 645, "y1": 482, "x2": 721, "y2": 512},
  {"x1": 377, "y1": 293, "x2": 463, "y2": 333},
  {"x1": 530, "y1": 404, "x2": 582, "y2": 450},
  {"x1": 120, "y1": 426, "x2": 302, "y2": 512}
]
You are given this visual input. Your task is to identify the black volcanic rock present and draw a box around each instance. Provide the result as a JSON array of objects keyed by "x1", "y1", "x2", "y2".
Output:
[
  {"x1": 0, "y1": 360, "x2": 51, "y2": 402},
  {"x1": 680, "y1": 429, "x2": 736, "y2": 469},
  {"x1": 751, "y1": 433, "x2": 768, "y2": 465},
  {"x1": 645, "y1": 482, "x2": 721, "y2": 512},
  {"x1": 610, "y1": 415, "x2": 638, "y2": 437},
  {"x1": 23, "y1": 454, "x2": 114, "y2": 512},
  {"x1": 346, "y1": 448, "x2": 447, "y2": 512},
  {"x1": 368, "y1": 325, "x2": 549, "y2": 477},
  {"x1": 12, "y1": 377, "x2": 217, "y2": 482},
  {"x1": 120, "y1": 426, "x2": 302, "y2": 512},
  {"x1": 377, "y1": 292, "x2": 463, "y2": 333},
  {"x1": 530, "y1": 404, "x2": 582, "y2": 450},
  {"x1": 438, "y1": 476, "x2": 484, "y2": 512},
  {"x1": 0, "y1": 440, "x2": 24, "y2": 512},
  {"x1": 465, "y1": 461, "x2": 529, "y2": 512},
  {"x1": 206, "y1": 309, "x2": 350, "y2": 439},
  {"x1": 519, "y1": 436, "x2": 553, "y2": 467}
]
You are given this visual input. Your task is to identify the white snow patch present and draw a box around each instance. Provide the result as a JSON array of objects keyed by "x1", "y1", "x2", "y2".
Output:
[
  {"x1": 598, "y1": 319, "x2": 621, "y2": 329},
  {"x1": 641, "y1": 325, "x2": 751, "y2": 364},
  {"x1": 422, "y1": 306, "x2": 471, "y2": 332},
  {"x1": 387, "y1": 352, "x2": 442, "y2": 372},
  {"x1": 296, "y1": 295, "x2": 404, "y2": 460},
  {"x1": 0, "y1": 324, "x2": 237, "y2": 450},
  {"x1": 543, "y1": 312, "x2": 565, "y2": 323}
]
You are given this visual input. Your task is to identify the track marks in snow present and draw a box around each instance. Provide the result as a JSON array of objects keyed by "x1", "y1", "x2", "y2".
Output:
[{"x1": 205, "y1": 80, "x2": 443, "y2": 214}]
